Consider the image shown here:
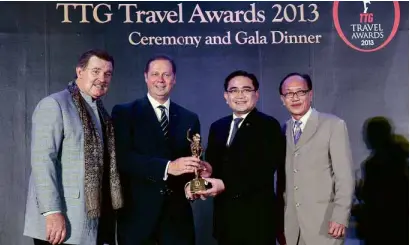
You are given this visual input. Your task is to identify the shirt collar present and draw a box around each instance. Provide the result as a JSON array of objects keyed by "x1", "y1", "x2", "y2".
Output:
[
  {"x1": 292, "y1": 107, "x2": 312, "y2": 126},
  {"x1": 80, "y1": 91, "x2": 97, "y2": 105},
  {"x1": 147, "y1": 93, "x2": 170, "y2": 111},
  {"x1": 233, "y1": 112, "x2": 250, "y2": 121}
]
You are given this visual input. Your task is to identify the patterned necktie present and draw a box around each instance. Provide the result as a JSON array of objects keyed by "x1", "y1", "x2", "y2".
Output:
[
  {"x1": 158, "y1": 105, "x2": 169, "y2": 139},
  {"x1": 293, "y1": 120, "x2": 302, "y2": 144},
  {"x1": 228, "y1": 117, "x2": 243, "y2": 146}
]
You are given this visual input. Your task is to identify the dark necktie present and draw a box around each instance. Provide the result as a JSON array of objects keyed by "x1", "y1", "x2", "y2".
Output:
[
  {"x1": 158, "y1": 105, "x2": 169, "y2": 139},
  {"x1": 228, "y1": 117, "x2": 243, "y2": 146},
  {"x1": 293, "y1": 120, "x2": 302, "y2": 144}
]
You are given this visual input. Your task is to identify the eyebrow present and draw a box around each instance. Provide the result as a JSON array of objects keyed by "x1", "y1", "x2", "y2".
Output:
[
  {"x1": 228, "y1": 86, "x2": 254, "y2": 90},
  {"x1": 285, "y1": 88, "x2": 306, "y2": 91}
]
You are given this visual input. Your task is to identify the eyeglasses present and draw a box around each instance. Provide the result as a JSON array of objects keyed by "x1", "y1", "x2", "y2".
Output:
[
  {"x1": 282, "y1": 90, "x2": 310, "y2": 99},
  {"x1": 227, "y1": 88, "x2": 256, "y2": 96},
  {"x1": 87, "y1": 68, "x2": 113, "y2": 79}
]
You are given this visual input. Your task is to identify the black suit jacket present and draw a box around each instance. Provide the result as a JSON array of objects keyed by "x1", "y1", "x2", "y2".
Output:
[
  {"x1": 206, "y1": 109, "x2": 285, "y2": 244},
  {"x1": 112, "y1": 96, "x2": 200, "y2": 244}
]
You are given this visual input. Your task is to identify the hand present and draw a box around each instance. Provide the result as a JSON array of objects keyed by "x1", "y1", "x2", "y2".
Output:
[
  {"x1": 199, "y1": 161, "x2": 212, "y2": 178},
  {"x1": 168, "y1": 157, "x2": 200, "y2": 176},
  {"x1": 184, "y1": 182, "x2": 200, "y2": 201},
  {"x1": 328, "y1": 221, "x2": 346, "y2": 239},
  {"x1": 45, "y1": 213, "x2": 66, "y2": 245},
  {"x1": 195, "y1": 178, "x2": 225, "y2": 199}
]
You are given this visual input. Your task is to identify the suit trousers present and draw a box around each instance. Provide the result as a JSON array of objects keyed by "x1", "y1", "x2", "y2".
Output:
[{"x1": 153, "y1": 195, "x2": 195, "y2": 245}]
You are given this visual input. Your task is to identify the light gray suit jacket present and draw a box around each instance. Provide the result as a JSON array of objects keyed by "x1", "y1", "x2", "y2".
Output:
[
  {"x1": 24, "y1": 89, "x2": 98, "y2": 244},
  {"x1": 284, "y1": 109, "x2": 354, "y2": 245}
]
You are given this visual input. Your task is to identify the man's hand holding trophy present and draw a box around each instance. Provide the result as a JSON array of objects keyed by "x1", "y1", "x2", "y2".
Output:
[{"x1": 184, "y1": 129, "x2": 213, "y2": 200}]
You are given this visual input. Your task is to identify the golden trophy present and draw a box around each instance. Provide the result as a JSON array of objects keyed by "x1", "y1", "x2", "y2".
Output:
[{"x1": 187, "y1": 128, "x2": 207, "y2": 194}]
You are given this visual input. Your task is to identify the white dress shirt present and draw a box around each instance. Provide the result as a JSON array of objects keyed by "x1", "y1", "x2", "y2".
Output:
[
  {"x1": 146, "y1": 93, "x2": 172, "y2": 180},
  {"x1": 147, "y1": 93, "x2": 170, "y2": 121},
  {"x1": 292, "y1": 107, "x2": 313, "y2": 136},
  {"x1": 226, "y1": 112, "x2": 250, "y2": 145}
]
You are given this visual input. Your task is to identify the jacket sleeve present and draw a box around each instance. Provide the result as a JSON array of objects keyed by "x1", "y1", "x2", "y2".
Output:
[
  {"x1": 329, "y1": 120, "x2": 355, "y2": 226},
  {"x1": 31, "y1": 97, "x2": 64, "y2": 214}
]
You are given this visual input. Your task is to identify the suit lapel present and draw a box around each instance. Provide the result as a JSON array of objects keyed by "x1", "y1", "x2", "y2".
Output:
[
  {"x1": 140, "y1": 97, "x2": 167, "y2": 144},
  {"x1": 286, "y1": 119, "x2": 295, "y2": 151},
  {"x1": 295, "y1": 109, "x2": 319, "y2": 150},
  {"x1": 168, "y1": 102, "x2": 178, "y2": 142},
  {"x1": 218, "y1": 116, "x2": 232, "y2": 147},
  {"x1": 230, "y1": 109, "x2": 257, "y2": 147}
]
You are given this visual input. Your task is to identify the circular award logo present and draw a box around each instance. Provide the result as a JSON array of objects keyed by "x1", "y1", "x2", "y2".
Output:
[{"x1": 333, "y1": 1, "x2": 400, "y2": 52}]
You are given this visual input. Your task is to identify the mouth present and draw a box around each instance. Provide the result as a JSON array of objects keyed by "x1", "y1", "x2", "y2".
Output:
[
  {"x1": 93, "y1": 84, "x2": 107, "y2": 90},
  {"x1": 154, "y1": 84, "x2": 167, "y2": 90},
  {"x1": 234, "y1": 101, "x2": 247, "y2": 105},
  {"x1": 291, "y1": 103, "x2": 302, "y2": 108}
]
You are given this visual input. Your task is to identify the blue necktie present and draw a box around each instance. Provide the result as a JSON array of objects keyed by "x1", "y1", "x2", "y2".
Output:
[
  {"x1": 158, "y1": 105, "x2": 169, "y2": 139},
  {"x1": 228, "y1": 118, "x2": 243, "y2": 146},
  {"x1": 293, "y1": 120, "x2": 302, "y2": 144}
]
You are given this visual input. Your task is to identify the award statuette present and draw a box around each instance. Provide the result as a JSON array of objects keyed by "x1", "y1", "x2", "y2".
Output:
[{"x1": 187, "y1": 129, "x2": 207, "y2": 194}]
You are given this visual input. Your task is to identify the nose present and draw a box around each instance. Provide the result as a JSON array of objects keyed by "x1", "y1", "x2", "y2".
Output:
[
  {"x1": 236, "y1": 90, "x2": 247, "y2": 98},
  {"x1": 158, "y1": 74, "x2": 166, "y2": 82},
  {"x1": 97, "y1": 72, "x2": 106, "y2": 83},
  {"x1": 291, "y1": 95, "x2": 300, "y2": 101}
]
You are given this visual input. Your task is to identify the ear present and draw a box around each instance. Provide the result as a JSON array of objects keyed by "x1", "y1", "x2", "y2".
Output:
[
  {"x1": 76, "y1": 66, "x2": 83, "y2": 79},
  {"x1": 172, "y1": 74, "x2": 176, "y2": 85},
  {"x1": 255, "y1": 90, "x2": 260, "y2": 100},
  {"x1": 144, "y1": 72, "x2": 148, "y2": 84},
  {"x1": 308, "y1": 90, "x2": 314, "y2": 103},
  {"x1": 224, "y1": 92, "x2": 229, "y2": 103},
  {"x1": 280, "y1": 95, "x2": 286, "y2": 105}
]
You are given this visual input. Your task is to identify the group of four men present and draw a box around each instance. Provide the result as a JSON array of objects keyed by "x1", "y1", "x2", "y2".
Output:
[{"x1": 23, "y1": 49, "x2": 354, "y2": 245}]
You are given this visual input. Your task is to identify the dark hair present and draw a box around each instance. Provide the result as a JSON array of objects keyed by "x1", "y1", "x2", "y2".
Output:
[
  {"x1": 144, "y1": 54, "x2": 176, "y2": 74},
  {"x1": 76, "y1": 49, "x2": 114, "y2": 69},
  {"x1": 224, "y1": 70, "x2": 259, "y2": 91},
  {"x1": 279, "y1": 72, "x2": 312, "y2": 95}
]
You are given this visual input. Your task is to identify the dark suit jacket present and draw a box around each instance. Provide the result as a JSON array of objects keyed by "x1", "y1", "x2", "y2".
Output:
[
  {"x1": 112, "y1": 96, "x2": 200, "y2": 244},
  {"x1": 206, "y1": 109, "x2": 285, "y2": 245}
]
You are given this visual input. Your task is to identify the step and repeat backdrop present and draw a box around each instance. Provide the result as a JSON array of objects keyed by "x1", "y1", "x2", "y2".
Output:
[{"x1": 0, "y1": 2, "x2": 408, "y2": 245}]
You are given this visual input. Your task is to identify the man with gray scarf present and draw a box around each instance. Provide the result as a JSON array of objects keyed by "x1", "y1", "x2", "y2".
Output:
[{"x1": 23, "y1": 49, "x2": 123, "y2": 245}]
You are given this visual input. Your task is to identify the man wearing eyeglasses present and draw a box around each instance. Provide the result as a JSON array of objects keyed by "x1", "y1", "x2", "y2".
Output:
[
  {"x1": 190, "y1": 70, "x2": 286, "y2": 245},
  {"x1": 23, "y1": 49, "x2": 123, "y2": 245},
  {"x1": 279, "y1": 73, "x2": 354, "y2": 245}
]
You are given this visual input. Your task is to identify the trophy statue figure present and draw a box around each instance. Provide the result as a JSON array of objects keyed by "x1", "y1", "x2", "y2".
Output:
[{"x1": 187, "y1": 128, "x2": 207, "y2": 193}]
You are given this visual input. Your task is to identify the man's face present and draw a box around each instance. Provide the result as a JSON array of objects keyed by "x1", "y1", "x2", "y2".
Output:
[
  {"x1": 224, "y1": 76, "x2": 259, "y2": 116},
  {"x1": 280, "y1": 75, "x2": 312, "y2": 119},
  {"x1": 76, "y1": 56, "x2": 113, "y2": 99},
  {"x1": 144, "y1": 59, "x2": 176, "y2": 103}
]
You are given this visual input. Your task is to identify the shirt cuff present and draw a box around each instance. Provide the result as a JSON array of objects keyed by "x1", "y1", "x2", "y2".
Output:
[
  {"x1": 184, "y1": 182, "x2": 191, "y2": 200},
  {"x1": 163, "y1": 161, "x2": 171, "y2": 181},
  {"x1": 43, "y1": 211, "x2": 61, "y2": 216}
]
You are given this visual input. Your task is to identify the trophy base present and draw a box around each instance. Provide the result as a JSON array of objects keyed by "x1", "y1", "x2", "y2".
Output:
[{"x1": 189, "y1": 178, "x2": 207, "y2": 194}]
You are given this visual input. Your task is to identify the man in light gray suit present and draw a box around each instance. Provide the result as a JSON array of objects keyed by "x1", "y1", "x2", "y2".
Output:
[
  {"x1": 24, "y1": 49, "x2": 123, "y2": 245},
  {"x1": 279, "y1": 73, "x2": 354, "y2": 245}
]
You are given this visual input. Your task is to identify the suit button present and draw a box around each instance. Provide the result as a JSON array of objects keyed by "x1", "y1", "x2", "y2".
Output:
[
  {"x1": 293, "y1": 169, "x2": 298, "y2": 173},
  {"x1": 296, "y1": 203, "x2": 300, "y2": 207},
  {"x1": 294, "y1": 186, "x2": 298, "y2": 190},
  {"x1": 294, "y1": 151, "x2": 299, "y2": 156}
]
